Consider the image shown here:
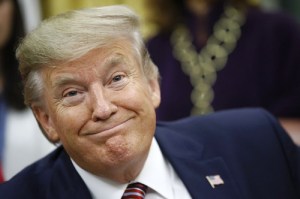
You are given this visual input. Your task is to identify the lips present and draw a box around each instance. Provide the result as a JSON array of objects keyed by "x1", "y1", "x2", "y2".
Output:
[{"x1": 83, "y1": 117, "x2": 133, "y2": 138}]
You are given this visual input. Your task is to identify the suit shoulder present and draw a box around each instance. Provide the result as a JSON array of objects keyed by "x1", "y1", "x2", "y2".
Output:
[
  {"x1": 158, "y1": 108, "x2": 277, "y2": 132},
  {"x1": 157, "y1": 108, "x2": 291, "y2": 147}
]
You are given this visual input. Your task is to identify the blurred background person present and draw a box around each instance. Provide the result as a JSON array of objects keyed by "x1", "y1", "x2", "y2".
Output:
[
  {"x1": 145, "y1": 0, "x2": 300, "y2": 144},
  {"x1": 0, "y1": 0, "x2": 54, "y2": 182}
]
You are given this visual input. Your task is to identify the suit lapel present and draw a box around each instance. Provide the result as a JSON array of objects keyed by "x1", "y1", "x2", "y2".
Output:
[
  {"x1": 155, "y1": 126, "x2": 242, "y2": 199},
  {"x1": 46, "y1": 148, "x2": 92, "y2": 199}
]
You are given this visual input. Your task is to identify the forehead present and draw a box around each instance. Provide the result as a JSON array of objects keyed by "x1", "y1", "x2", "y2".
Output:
[{"x1": 43, "y1": 39, "x2": 141, "y2": 79}]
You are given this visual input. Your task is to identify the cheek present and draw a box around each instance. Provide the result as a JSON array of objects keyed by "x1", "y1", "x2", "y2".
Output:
[
  {"x1": 119, "y1": 83, "x2": 154, "y2": 110},
  {"x1": 121, "y1": 85, "x2": 157, "y2": 134},
  {"x1": 52, "y1": 105, "x2": 90, "y2": 139}
]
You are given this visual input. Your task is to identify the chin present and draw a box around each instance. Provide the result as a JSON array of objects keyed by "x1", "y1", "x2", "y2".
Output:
[{"x1": 102, "y1": 137, "x2": 148, "y2": 168}]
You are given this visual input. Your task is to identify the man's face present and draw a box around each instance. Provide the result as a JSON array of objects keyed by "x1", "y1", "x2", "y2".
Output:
[{"x1": 33, "y1": 39, "x2": 160, "y2": 182}]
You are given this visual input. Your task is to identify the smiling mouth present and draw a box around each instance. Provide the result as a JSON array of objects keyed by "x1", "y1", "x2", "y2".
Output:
[{"x1": 85, "y1": 118, "x2": 132, "y2": 138}]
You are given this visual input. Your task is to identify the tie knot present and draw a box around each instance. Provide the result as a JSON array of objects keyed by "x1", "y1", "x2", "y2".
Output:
[{"x1": 121, "y1": 182, "x2": 148, "y2": 199}]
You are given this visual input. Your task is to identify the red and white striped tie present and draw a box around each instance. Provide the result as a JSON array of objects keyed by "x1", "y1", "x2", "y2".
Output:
[{"x1": 121, "y1": 182, "x2": 148, "y2": 199}]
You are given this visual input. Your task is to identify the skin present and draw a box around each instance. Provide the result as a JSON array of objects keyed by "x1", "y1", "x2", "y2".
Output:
[
  {"x1": 279, "y1": 118, "x2": 300, "y2": 146},
  {"x1": 32, "y1": 39, "x2": 161, "y2": 183},
  {"x1": 0, "y1": 0, "x2": 13, "y2": 91},
  {"x1": 186, "y1": 0, "x2": 212, "y2": 17},
  {"x1": 0, "y1": 0, "x2": 13, "y2": 48}
]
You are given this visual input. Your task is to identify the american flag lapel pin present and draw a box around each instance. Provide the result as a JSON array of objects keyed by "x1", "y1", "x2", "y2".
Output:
[{"x1": 206, "y1": 175, "x2": 224, "y2": 188}]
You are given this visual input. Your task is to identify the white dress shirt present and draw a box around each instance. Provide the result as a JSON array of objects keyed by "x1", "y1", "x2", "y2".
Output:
[{"x1": 72, "y1": 138, "x2": 192, "y2": 199}]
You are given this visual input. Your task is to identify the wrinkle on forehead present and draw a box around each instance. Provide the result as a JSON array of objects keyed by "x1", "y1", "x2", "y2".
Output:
[
  {"x1": 48, "y1": 52, "x2": 133, "y2": 89},
  {"x1": 43, "y1": 39, "x2": 141, "y2": 87}
]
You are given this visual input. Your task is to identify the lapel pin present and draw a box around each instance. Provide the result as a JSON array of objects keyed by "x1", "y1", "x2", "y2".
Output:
[{"x1": 206, "y1": 175, "x2": 224, "y2": 188}]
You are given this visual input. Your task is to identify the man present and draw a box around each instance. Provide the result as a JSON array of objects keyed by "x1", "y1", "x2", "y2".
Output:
[{"x1": 0, "y1": 5, "x2": 299, "y2": 199}]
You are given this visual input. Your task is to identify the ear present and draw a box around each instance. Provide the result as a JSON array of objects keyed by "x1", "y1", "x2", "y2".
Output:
[
  {"x1": 31, "y1": 105, "x2": 60, "y2": 143},
  {"x1": 148, "y1": 79, "x2": 161, "y2": 108}
]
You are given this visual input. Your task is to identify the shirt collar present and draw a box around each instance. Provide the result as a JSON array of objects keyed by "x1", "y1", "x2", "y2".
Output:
[
  {"x1": 72, "y1": 158, "x2": 126, "y2": 199},
  {"x1": 72, "y1": 138, "x2": 173, "y2": 199},
  {"x1": 135, "y1": 138, "x2": 173, "y2": 198}
]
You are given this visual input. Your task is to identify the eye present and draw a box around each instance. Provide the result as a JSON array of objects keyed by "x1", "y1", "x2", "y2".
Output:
[
  {"x1": 61, "y1": 88, "x2": 85, "y2": 106},
  {"x1": 108, "y1": 72, "x2": 128, "y2": 90},
  {"x1": 64, "y1": 90, "x2": 78, "y2": 97},
  {"x1": 112, "y1": 74, "x2": 123, "y2": 82}
]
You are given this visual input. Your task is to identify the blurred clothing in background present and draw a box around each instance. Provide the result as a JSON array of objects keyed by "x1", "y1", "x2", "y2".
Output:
[{"x1": 145, "y1": 0, "x2": 300, "y2": 144}]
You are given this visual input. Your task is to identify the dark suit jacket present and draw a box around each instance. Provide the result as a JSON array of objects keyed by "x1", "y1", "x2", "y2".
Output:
[{"x1": 0, "y1": 108, "x2": 299, "y2": 198}]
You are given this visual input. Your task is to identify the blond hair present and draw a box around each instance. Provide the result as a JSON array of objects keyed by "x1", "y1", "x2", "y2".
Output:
[{"x1": 16, "y1": 5, "x2": 158, "y2": 106}]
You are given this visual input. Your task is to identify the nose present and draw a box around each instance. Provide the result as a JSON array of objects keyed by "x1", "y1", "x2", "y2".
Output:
[{"x1": 90, "y1": 83, "x2": 117, "y2": 121}]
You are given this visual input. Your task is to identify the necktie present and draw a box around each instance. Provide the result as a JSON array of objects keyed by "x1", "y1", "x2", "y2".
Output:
[{"x1": 121, "y1": 182, "x2": 148, "y2": 199}]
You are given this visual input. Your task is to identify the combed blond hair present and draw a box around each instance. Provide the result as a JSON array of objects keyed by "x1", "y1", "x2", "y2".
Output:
[{"x1": 16, "y1": 5, "x2": 158, "y2": 106}]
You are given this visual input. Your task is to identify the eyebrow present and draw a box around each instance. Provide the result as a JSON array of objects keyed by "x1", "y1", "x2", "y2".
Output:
[
  {"x1": 102, "y1": 54, "x2": 127, "y2": 69},
  {"x1": 52, "y1": 54, "x2": 128, "y2": 89},
  {"x1": 52, "y1": 73, "x2": 81, "y2": 89}
]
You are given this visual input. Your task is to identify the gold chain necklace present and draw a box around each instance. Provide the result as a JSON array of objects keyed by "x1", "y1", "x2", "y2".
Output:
[{"x1": 171, "y1": 5, "x2": 246, "y2": 115}]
